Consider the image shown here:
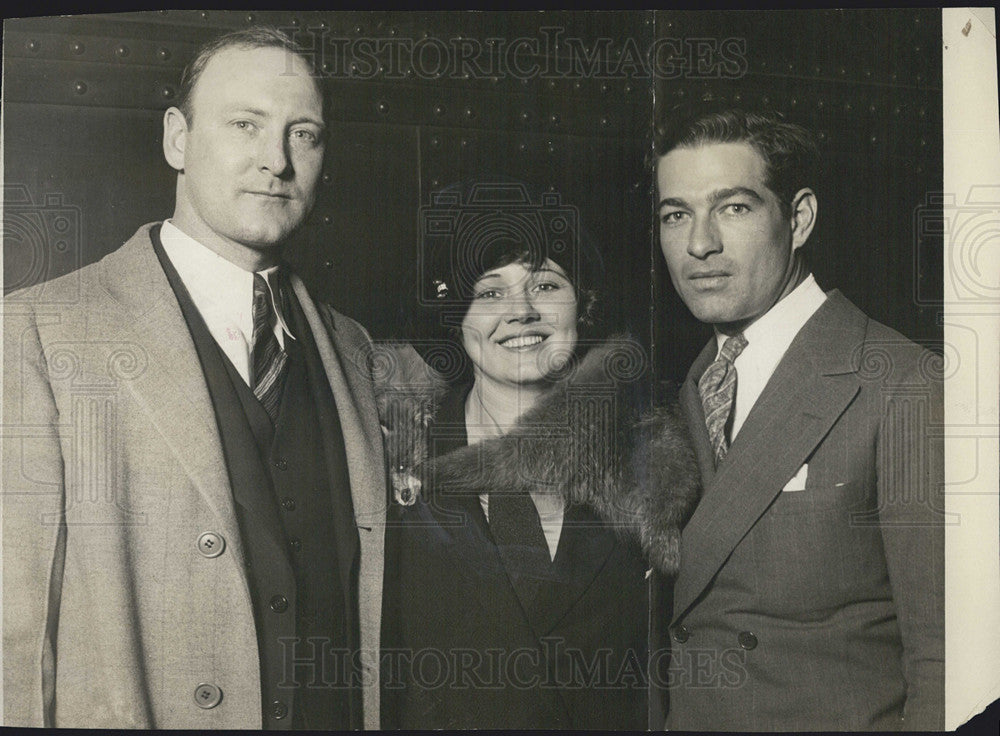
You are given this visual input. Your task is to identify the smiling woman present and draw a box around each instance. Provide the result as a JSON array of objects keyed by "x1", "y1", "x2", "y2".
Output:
[
  {"x1": 408, "y1": 179, "x2": 605, "y2": 438},
  {"x1": 377, "y1": 180, "x2": 700, "y2": 730},
  {"x1": 461, "y1": 256, "x2": 580, "y2": 420}
]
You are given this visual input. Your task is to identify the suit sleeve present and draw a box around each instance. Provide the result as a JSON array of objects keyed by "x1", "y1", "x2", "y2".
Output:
[
  {"x1": 876, "y1": 349, "x2": 945, "y2": 730},
  {"x1": 2, "y1": 305, "x2": 67, "y2": 727}
]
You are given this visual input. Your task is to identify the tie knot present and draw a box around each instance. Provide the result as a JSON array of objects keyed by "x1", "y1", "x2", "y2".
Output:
[
  {"x1": 252, "y1": 270, "x2": 282, "y2": 324},
  {"x1": 719, "y1": 332, "x2": 748, "y2": 363}
]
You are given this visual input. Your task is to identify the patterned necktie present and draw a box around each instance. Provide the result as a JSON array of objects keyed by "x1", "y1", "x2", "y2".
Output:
[
  {"x1": 251, "y1": 271, "x2": 288, "y2": 422},
  {"x1": 698, "y1": 332, "x2": 748, "y2": 466}
]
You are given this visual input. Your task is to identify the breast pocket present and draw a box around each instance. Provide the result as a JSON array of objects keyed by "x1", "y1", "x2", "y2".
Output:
[
  {"x1": 768, "y1": 417, "x2": 878, "y2": 516},
  {"x1": 767, "y1": 477, "x2": 865, "y2": 516}
]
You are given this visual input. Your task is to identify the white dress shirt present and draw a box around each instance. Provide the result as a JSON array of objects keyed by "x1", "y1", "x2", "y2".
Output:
[
  {"x1": 159, "y1": 220, "x2": 294, "y2": 387},
  {"x1": 718, "y1": 274, "x2": 828, "y2": 441}
]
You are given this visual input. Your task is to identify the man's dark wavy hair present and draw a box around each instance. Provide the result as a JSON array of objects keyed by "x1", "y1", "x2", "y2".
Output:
[{"x1": 653, "y1": 100, "x2": 820, "y2": 217}]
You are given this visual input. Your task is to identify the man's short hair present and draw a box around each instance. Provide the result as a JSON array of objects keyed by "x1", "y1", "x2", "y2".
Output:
[
  {"x1": 653, "y1": 101, "x2": 820, "y2": 217},
  {"x1": 176, "y1": 26, "x2": 321, "y2": 125}
]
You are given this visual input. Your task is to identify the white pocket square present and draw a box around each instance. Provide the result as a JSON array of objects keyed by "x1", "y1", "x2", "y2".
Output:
[{"x1": 782, "y1": 464, "x2": 808, "y2": 492}]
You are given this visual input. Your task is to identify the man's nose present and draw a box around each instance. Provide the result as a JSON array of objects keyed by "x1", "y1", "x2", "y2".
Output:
[
  {"x1": 687, "y1": 216, "x2": 723, "y2": 259},
  {"x1": 258, "y1": 131, "x2": 291, "y2": 177}
]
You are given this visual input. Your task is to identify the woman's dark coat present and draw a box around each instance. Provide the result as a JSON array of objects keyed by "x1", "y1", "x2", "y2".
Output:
[{"x1": 376, "y1": 339, "x2": 700, "y2": 729}]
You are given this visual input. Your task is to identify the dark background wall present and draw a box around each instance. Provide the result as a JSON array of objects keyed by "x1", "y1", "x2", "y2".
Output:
[
  {"x1": 2, "y1": 10, "x2": 652, "y2": 343},
  {"x1": 3, "y1": 10, "x2": 941, "y2": 385}
]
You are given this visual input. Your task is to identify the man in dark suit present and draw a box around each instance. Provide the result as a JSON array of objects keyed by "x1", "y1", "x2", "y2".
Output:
[
  {"x1": 3, "y1": 28, "x2": 386, "y2": 729},
  {"x1": 650, "y1": 105, "x2": 944, "y2": 730}
]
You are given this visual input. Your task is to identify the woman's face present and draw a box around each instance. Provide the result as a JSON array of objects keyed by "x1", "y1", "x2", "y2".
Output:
[{"x1": 461, "y1": 258, "x2": 579, "y2": 389}]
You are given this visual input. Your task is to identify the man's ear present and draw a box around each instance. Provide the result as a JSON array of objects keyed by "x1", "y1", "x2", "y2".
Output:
[
  {"x1": 162, "y1": 106, "x2": 188, "y2": 172},
  {"x1": 789, "y1": 187, "x2": 818, "y2": 251}
]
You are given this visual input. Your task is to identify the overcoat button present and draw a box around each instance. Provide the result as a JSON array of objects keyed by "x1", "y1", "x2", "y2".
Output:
[
  {"x1": 197, "y1": 532, "x2": 225, "y2": 558},
  {"x1": 273, "y1": 457, "x2": 288, "y2": 471},
  {"x1": 672, "y1": 625, "x2": 690, "y2": 643},
  {"x1": 738, "y1": 631, "x2": 758, "y2": 650},
  {"x1": 270, "y1": 594, "x2": 289, "y2": 613},
  {"x1": 194, "y1": 682, "x2": 222, "y2": 708},
  {"x1": 271, "y1": 700, "x2": 288, "y2": 719},
  {"x1": 281, "y1": 497, "x2": 296, "y2": 511}
]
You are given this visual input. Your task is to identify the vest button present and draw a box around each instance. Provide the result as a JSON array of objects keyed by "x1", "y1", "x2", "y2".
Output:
[
  {"x1": 738, "y1": 631, "x2": 758, "y2": 650},
  {"x1": 273, "y1": 457, "x2": 288, "y2": 471},
  {"x1": 269, "y1": 594, "x2": 289, "y2": 613},
  {"x1": 271, "y1": 700, "x2": 288, "y2": 720},
  {"x1": 281, "y1": 497, "x2": 296, "y2": 511},
  {"x1": 196, "y1": 532, "x2": 225, "y2": 558},
  {"x1": 672, "y1": 625, "x2": 690, "y2": 643},
  {"x1": 288, "y1": 538, "x2": 302, "y2": 553},
  {"x1": 194, "y1": 682, "x2": 222, "y2": 709}
]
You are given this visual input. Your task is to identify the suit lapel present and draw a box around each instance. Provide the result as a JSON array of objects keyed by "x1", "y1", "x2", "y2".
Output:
[
  {"x1": 96, "y1": 225, "x2": 251, "y2": 575},
  {"x1": 673, "y1": 294, "x2": 866, "y2": 620}
]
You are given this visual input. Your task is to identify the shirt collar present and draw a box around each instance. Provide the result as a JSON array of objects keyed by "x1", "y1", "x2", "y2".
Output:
[
  {"x1": 160, "y1": 220, "x2": 294, "y2": 341},
  {"x1": 714, "y1": 273, "x2": 827, "y2": 360}
]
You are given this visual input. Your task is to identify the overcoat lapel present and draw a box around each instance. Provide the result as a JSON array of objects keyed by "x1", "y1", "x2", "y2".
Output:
[
  {"x1": 429, "y1": 388, "x2": 617, "y2": 641},
  {"x1": 289, "y1": 274, "x2": 387, "y2": 533},
  {"x1": 672, "y1": 293, "x2": 866, "y2": 620},
  {"x1": 283, "y1": 291, "x2": 358, "y2": 603},
  {"x1": 290, "y1": 274, "x2": 387, "y2": 729},
  {"x1": 96, "y1": 225, "x2": 252, "y2": 592},
  {"x1": 93, "y1": 225, "x2": 386, "y2": 730}
]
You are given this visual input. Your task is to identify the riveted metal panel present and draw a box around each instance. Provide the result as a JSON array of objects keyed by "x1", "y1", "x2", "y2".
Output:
[{"x1": 4, "y1": 9, "x2": 943, "y2": 371}]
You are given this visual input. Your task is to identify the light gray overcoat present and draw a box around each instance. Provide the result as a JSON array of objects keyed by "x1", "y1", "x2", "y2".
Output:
[{"x1": 2, "y1": 224, "x2": 387, "y2": 729}]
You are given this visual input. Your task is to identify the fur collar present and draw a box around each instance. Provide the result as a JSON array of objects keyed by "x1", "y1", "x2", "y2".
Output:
[{"x1": 374, "y1": 337, "x2": 700, "y2": 576}]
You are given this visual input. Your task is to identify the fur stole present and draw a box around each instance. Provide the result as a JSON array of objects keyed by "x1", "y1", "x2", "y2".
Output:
[{"x1": 373, "y1": 337, "x2": 701, "y2": 576}]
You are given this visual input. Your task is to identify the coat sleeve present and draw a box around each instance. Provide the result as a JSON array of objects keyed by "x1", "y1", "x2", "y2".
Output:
[
  {"x1": 2, "y1": 304, "x2": 67, "y2": 727},
  {"x1": 876, "y1": 348, "x2": 945, "y2": 730}
]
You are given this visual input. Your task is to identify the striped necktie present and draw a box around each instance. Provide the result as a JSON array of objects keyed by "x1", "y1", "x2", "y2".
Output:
[
  {"x1": 251, "y1": 271, "x2": 288, "y2": 422},
  {"x1": 698, "y1": 333, "x2": 748, "y2": 466}
]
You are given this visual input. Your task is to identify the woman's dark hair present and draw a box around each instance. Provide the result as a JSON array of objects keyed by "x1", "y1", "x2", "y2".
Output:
[{"x1": 401, "y1": 177, "x2": 607, "y2": 378}]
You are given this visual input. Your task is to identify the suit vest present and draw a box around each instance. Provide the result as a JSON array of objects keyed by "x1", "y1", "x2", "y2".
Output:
[{"x1": 151, "y1": 227, "x2": 360, "y2": 730}]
